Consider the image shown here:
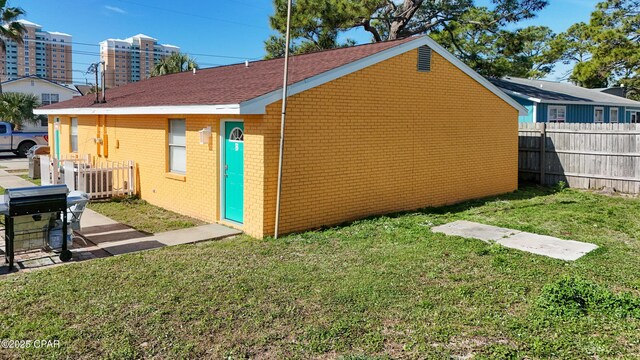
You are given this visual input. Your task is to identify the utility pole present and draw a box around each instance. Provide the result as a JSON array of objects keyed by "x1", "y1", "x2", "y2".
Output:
[
  {"x1": 100, "y1": 61, "x2": 106, "y2": 103},
  {"x1": 87, "y1": 62, "x2": 107, "y2": 103},
  {"x1": 87, "y1": 63, "x2": 99, "y2": 104},
  {"x1": 274, "y1": 0, "x2": 293, "y2": 239}
]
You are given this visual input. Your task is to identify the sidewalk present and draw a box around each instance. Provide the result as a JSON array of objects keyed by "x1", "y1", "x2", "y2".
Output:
[
  {"x1": 0, "y1": 168, "x2": 241, "y2": 274},
  {"x1": 0, "y1": 168, "x2": 33, "y2": 188},
  {"x1": 89, "y1": 224, "x2": 241, "y2": 256}
]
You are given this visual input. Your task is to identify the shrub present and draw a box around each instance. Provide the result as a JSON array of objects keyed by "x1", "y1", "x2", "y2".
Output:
[{"x1": 536, "y1": 277, "x2": 640, "y2": 318}]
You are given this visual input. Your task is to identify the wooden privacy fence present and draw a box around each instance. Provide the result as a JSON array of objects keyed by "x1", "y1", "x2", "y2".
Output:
[
  {"x1": 40, "y1": 155, "x2": 135, "y2": 199},
  {"x1": 519, "y1": 123, "x2": 640, "y2": 193}
]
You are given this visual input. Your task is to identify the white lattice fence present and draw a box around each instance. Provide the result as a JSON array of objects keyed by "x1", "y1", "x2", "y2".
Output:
[{"x1": 40, "y1": 155, "x2": 135, "y2": 199}]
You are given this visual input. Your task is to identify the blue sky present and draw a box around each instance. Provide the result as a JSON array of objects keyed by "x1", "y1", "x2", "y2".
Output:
[{"x1": 16, "y1": 0, "x2": 601, "y2": 84}]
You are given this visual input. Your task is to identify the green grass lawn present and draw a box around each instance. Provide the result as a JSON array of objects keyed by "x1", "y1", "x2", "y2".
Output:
[
  {"x1": 0, "y1": 186, "x2": 639, "y2": 359},
  {"x1": 88, "y1": 197, "x2": 205, "y2": 234},
  {"x1": 19, "y1": 174, "x2": 41, "y2": 186}
]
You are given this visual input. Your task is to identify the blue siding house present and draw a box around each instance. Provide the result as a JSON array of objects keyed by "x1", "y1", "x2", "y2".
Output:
[{"x1": 488, "y1": 77, "x2": 640, "y2": 123}]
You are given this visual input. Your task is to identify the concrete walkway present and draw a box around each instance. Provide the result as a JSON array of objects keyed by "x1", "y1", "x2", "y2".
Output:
[
  {"x1": 0, "y1": 163, "x2": 242, "y2": 272},
  {"x1": 432, "y1": 220, "x2": 598, "y2": 261},
  {"x1": 0, "y1": 169, "x2": 34, "y2": 188},
  {"x1": 93, "y1": 224, "x2": 241, "y2": 256}
]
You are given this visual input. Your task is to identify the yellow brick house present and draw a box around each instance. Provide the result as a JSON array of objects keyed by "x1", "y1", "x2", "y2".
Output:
[{"x1": 35, "y1": 36, "x2": 526, "y2": 238}]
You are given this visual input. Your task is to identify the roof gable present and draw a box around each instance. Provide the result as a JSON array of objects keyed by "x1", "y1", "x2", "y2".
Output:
[
  {"x1": 36, "y1": 36, "x2": 526, "y2": 116},
  {"x1": 2, "y1": 76, "x2": 80, "y2": 95}
]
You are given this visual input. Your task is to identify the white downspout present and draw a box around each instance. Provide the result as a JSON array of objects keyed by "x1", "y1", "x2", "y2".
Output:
[{"x1": 274, "y1": 0, "x2": 293, "y2": 239}]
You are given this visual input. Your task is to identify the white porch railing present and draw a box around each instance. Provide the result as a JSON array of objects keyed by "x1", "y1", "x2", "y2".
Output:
[{"x1": 40, "y1": 155, "x2": 135, "y2": 199}]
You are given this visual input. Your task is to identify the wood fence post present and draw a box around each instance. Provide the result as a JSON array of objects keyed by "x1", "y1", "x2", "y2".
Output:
[{"x1": 540, "y1": 123, "x2": 547, "y2": 185}]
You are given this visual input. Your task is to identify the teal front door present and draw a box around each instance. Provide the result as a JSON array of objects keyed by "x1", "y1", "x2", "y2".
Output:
[{"x1": 224, "y1": 121, "x2": 244, "y2": 223}]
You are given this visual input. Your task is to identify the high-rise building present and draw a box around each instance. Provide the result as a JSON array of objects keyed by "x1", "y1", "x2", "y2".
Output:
[
  {"x1": 100, "y1": 34, "x2": 179, "y2": 88},
  {"x1": 0, "y1": 19, "x2": 73, "y2": 83}
]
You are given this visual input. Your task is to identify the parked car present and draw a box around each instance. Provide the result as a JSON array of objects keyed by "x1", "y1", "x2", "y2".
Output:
[{"x1": 0, "y1": 122, "x2": 48, "y2": 157}]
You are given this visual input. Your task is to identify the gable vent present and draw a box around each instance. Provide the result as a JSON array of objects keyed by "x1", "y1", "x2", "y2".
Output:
[{"x1": 417, "y1": 45, "x2": 432, "y2": 72}]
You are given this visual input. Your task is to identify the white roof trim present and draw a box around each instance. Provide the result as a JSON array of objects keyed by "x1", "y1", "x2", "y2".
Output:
[
  {"x1": 35, "y1": 36, "x2": 528, "y2": 116},
  {"x1": 240, "y1": 36, "x2": 527, "y2": 116},
  {"x1": 34, "y1": 104, "x2": 241, "y2": 116},
  {"x1": 540, "y1": 99, "x2": 640, "y2": 108}
]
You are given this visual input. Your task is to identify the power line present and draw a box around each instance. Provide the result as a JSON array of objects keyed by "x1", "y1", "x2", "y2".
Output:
[
  {"x1": 20, "y1": 40, "x2": 259, "y2": 61},
  {"x1": 69, "y1": 41, "x2": 258, "y2": 60},
  {"x1": 17, "y1": 36, "x2": 261, "y2": 61}
]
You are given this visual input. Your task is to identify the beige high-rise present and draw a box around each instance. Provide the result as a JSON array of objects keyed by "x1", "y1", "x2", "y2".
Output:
[
  {"x1": 100, "y1": 34, "x2": 179, "y2": 88},
  {"x1": 0, "y1": 19, "x2": 73, "y2": 83}
]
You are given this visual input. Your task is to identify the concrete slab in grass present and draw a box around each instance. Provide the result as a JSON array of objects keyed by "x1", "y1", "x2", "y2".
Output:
[
  {"x1": 432, "y1": 220, "x2": 598, "y2": 261},
  {"x1": 499, "y1": 232, "x2": 598, "y2": 261},
  {"x1": 432, "y1": 220, "x2": 520, "y2": 242}
]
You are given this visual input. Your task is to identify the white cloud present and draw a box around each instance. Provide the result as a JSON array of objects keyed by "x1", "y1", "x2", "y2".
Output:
[{"x1": 104, "y1": 5, "x2": 127, "y2": 14}]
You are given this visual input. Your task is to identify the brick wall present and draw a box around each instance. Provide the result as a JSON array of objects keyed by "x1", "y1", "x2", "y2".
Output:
[{"x1": 257, "y1": 49, "x2": 519, "y2": 236}]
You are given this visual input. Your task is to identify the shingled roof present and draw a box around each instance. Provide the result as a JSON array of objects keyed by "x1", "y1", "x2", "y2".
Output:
[
  {"x1": 488, "y1": 77, "x2": 640, "y2": 107},
  {"x1": 36, "y1": 36, "x2": 526, "y2": 115}
]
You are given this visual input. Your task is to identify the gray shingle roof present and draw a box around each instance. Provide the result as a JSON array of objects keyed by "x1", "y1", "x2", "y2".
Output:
[{"x1": 488, "y1": 77, "x2": 640, "y2": 107}]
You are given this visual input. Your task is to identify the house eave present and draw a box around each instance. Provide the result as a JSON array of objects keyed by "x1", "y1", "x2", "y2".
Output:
[
  {"x1": 34, "y1": 104, "x2": 247, "y2": 116},
  {"x1": 539, "y1": 100, "x2": 640, "y2": 108}
]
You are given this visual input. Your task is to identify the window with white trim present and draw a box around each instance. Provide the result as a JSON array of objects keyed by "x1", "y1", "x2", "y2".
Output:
[
  {"x1": 632, "y1": 111, "x2": 639, "y2": 124},
  {"x1": 70, "y1": 117, "x2": 78, "y2": 152},
  {"x1": 41, "y1": 93, "x2": 59, "y2": 106},
  {"x1": 610, "y1": 108, "x2": 619, "y2": 123},
  {"x1": 168, "y1": 119, "x2": 186, "y2": 174},
  {"x1": 594, "y1": 107, "x2": 604, "y2": 123},
  {"x1": 548, "y1": 105, "x2": 566, "y2": 122}
]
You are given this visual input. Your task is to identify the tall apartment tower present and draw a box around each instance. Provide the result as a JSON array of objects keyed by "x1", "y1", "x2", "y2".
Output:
[
  {"x1": 0, "y1": 19, "x2": 73, "y2": 83},
  {"x1": 100, "y1": 34, "x2": 180, "y2": 88}
]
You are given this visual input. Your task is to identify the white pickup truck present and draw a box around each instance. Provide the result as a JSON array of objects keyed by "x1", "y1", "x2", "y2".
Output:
[{"x1": 0, "y1": 122, "x2": 48, "y2": 157}]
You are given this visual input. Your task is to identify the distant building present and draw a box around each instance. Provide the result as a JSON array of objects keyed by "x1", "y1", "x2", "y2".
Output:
[
  {"x1": 99, "y1": 34, "x2": 180, "y2": 88},
  {"x1": 74, "y1": 84, "x2": 93, "y2": 96},
  {"x1": 0, "y1": 19, "x2": 73, "y2": 83},
  {"x1": 489, "y1": 77, "x2": 640, "y2": 123},
  {"x1": 2, "y1": 75, "x2": 80, "y2": 128}
]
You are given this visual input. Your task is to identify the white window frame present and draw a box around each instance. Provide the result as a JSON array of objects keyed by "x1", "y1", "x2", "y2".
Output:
[
  {"x1": 610, "y1": 108, "x2": 619, "y2": 123},
  {"x1": 632, "y1": 111, "x2": 639, "y2": 124},
  {"x1": 70, "y1": 117, "x2": 78, "y2": 153},
  {"x1": 594, "y1": 107, "x2": 604, "y2": 123},
  {"x1": 548, "y1": 105, "x2": 566, "y2": 123},
  {"x1": 41, "y1": 93, "x2": 59, "y2": 106},
  {"x1": 168, "y1": 119, "x2": 186, "y2": 174}
]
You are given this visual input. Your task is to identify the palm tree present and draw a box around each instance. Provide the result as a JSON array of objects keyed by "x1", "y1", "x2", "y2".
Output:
[
  {"x1": 0, "y1": 1, "x2": 26, "y2": 94},
  {"x1": 0, "y1": 92, "x2": 40, "y2": 129},
  {"x1": 151, "y1": 53, "x2": 198, "y2": 77}
]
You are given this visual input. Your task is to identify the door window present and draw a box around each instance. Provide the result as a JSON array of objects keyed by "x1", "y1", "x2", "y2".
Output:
[{"x1": 229, "y1": 127, "x2": 243, "y2": 142}]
